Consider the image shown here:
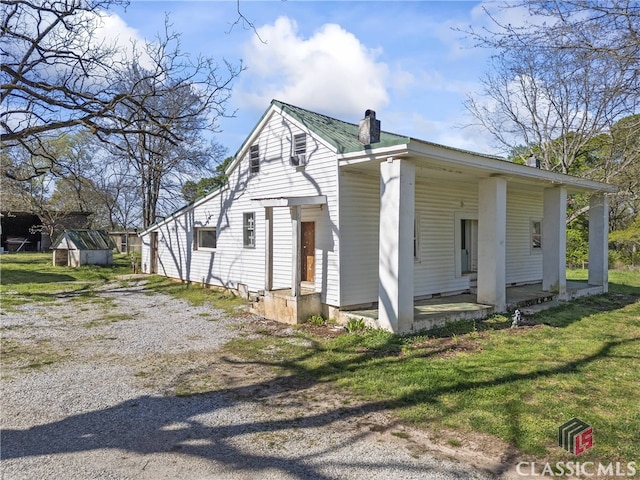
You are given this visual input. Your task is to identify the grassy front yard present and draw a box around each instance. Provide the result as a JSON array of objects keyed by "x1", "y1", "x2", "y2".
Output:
[
  {"x1": 225, "y1": 270, "x2": 640, "y2": 467},
  {"x1": 0, "y1": 252, "x2": 244, "y2": 314},
  {"x1": 0, "y1": 253, "x2": 132, "y2": 309},
  {"x1": 2, "y1": 253, "x2": 638, "y2": 468}
]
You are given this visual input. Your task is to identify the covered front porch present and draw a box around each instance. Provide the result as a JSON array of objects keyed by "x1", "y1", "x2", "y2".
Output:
[
  {"x1": 250, "y1": 195, "x2": 327, "y2": 324},
  {"x1": 339, "y1": 146, "x2": 615, "y2": 334},
  {"x1": 342, "y1": 280, "x2": 606, "y2": 332}
]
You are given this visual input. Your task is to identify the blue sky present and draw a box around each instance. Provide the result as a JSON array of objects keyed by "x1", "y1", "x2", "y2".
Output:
[{"x1": 108, "y1": 1, "x2": 502, "y2": 157}]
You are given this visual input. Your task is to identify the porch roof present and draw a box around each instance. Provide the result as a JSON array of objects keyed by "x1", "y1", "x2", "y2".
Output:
[
  {"x1": 338, "y1": 141, "x2": 616, "y2": 195},
  {"x1": 252, "y1": 195, "x2": 327, "y2": 207}
]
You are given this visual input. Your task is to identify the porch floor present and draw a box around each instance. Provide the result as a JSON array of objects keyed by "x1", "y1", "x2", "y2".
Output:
[{"x1": 343, "y1": 281, "x2": 604, "y2": 330}]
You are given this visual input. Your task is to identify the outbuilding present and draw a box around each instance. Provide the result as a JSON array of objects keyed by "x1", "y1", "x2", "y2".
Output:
[{"x1": 52, "y1": 229, "x2": 116, "y2": 267}]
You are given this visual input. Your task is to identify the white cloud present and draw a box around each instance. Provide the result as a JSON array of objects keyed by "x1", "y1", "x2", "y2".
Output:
[
  {"x1": 94, "y1": 13, "x2": 142, "y2": 49},
  {"x1": 418, "y1": 70, "x2": 479, "y2": 96},
  {"x1": 238, "y1": 17, "x2": 391, "y2": 117},
  {"x1": 91, "y1": 12, "x2": 154, "y2": 69},
  {"x1": 385, "y1": 110, "x2": 500, "y2": 156}
]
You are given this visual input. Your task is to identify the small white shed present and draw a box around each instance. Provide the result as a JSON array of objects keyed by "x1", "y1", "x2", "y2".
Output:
[{"x1": 52, "y1": 229, "x2": 116, "y2": 267}]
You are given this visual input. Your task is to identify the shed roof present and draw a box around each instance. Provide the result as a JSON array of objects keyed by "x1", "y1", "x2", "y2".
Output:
[{"x1": 52, "y1": 229, "x2": 116, "y2": 250}]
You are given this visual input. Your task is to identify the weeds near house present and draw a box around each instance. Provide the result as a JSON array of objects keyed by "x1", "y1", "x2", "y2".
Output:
[
  {"x1": 0, "y1": 337, "x2": 68, "y2": 374},
  {"x1": 308, "y1": 314, "x2": 325, "y2": 326},
  {"x1": 142, "y1": 276, "x2": 247, "y2": 314},
  {"x1": 0, "y1": 253, "x2": 247, "y2": 315},
  {"x1": 345, "y1": 317, "x2": 367, "y2": 333},
  {"x1": 82, "y1": 314, "x2": 131, "y2": 328},
  {"x1": 0, "y1": 252, "x2": 133, "y2": 308}
]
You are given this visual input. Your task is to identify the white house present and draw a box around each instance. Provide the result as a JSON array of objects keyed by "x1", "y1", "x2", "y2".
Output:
[{"x1": 139, "y1": 100, "x2": 615, "y2": 334}]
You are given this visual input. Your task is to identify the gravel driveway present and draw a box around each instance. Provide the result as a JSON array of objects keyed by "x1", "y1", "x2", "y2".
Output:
[{"x1": 1, "y1": 279, "x2": 509, "y2": 479}]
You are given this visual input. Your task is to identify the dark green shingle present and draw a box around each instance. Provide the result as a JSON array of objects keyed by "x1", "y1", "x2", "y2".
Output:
[
  {"x1": 52, "y1": 229, "x2": 116, "y2": 250},
  {"x1": 272, "y1": 100, "x2": 410, "y2": 154}
]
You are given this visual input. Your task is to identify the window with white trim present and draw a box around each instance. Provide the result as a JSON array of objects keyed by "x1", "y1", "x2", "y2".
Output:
[
  {"x1": 249, "y1": 144, "x2": 260, "y2": 175},
  {"x1": 531, "y1": 220, "x2": 542, "y2": 252},
  {"x1": 195, "y1": 227, "x2": 217, "y2": 250},
  {"x1": 243, "y1": 212, "x2": 255, "y2": 248},
  {"x1": 290, "y1": 133, "x2": 307, "y2": 166}
]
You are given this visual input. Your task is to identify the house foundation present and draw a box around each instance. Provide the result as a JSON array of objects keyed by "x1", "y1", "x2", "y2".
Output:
[{"x1": 251, "y1": 289, "x2": 322, "y2": 324}]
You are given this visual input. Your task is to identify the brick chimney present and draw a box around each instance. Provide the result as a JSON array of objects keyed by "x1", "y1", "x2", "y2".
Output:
[{"x1": 358, "y1": 109, "x2": 381, "y2": 145}]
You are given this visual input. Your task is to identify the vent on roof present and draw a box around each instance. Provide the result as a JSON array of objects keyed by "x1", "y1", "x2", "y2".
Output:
[{"x1": 357, "y1": 109, "x2": 381, "y2": 145}]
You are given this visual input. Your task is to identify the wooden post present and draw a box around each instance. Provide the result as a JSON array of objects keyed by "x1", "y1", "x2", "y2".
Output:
[
  {"x1": 265, "y1": 206, "x2": 273, "y2": 291},
  {"x1": 477, "y1": 176, "x2": 507, "y2": 311},
  {"x1": 291, "y1": 206, "x2": 301, "y2": 297},
  {"x1": 378, "y1": 158, "x2": 415, "y2": 333}
]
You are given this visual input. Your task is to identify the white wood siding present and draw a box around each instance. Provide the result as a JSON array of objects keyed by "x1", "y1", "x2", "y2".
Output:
[
  {"x1": 141, "y1": 110, "x2": 341, "y2": 306},
  {"x1": 506, "y1": 188, "x2": 544, "y2": 284},
  {"x1": 339, "y1": 171, "x2": 546, "y2": 307},
  {"x1": 338, "y1": 171, "x2": 380, "y2": 306},
  {"x1": 414, "y1": 179, "x2": 479, "y2": 296}
]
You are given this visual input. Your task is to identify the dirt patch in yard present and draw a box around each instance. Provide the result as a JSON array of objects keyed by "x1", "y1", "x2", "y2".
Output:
[
  {"x1": 1, "y1": 282, "x2": 529, "y2": 479},
  {"x1": 205, "y1": 332, "x2": 526, "y2": 479}
]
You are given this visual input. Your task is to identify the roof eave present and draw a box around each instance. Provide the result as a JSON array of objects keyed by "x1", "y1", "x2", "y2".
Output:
[
  {"x1": 339, "y1": 139, "x2": 616, "y2": 194},
  {"x1": 338, "y1": 143, "x2": 411, "y2": 165},
  {"x1": 139, "y1": 185, "x2": 228, "y2": 236}
]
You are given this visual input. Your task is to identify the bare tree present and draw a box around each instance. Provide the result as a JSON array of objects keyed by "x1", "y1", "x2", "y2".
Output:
[
  {"x1": 464, "y1": 0, "x2": 640, "y2": 174},
  {"x1": 92, "y1": 167, "x2": 140, "y2": 230},
  {"x1": 105, "y1": 26, "x2": 239, "y2": 228},
  {"x1": 1, "y1": 0, "x2": 129, "y2": 173},
  {"x1": 0, "y1": 138, "x2": 92, "y2": 241},
  {"x1": 1, "y1": 1, "x2": 241, "y2": 183}
]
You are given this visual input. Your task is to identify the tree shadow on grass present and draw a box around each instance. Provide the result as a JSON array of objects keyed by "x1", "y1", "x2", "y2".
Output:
[
  {"x1": 424, "y1": 287, "x2": 640, "y2": 337},
  {"x1": 1, "y1": 373, "x2": 470, "y2": 479},
  {"x1": 0, "y1": 269, "x2": 77, "y2": 285},
  {"x1": 3, "y1": 334, "x2": 638, "y2": 478}
]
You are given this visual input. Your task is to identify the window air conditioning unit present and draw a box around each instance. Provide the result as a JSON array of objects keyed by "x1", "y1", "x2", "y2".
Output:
[{"x1": 290, "y1": 154, "x2": 307, "y2": 167}]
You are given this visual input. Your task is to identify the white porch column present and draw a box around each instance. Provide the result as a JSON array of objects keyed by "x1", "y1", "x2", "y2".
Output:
[
  {"x1": 291, "y1": 205, "x2": 301, "y2": 297},
  {"x1": 378, "y1": 158, "x2": 415, "y2": 334},
  {"x1": 542, "y1": 187, "x2": 567, "y2": 297},
  {"x1": 588, "y1": 194, "x2": 609, "y2": 291},
  {"x1": 477, "y1": 176, "x2": 507, "y2": 311},
  {"x1": 265, "y1": 206, "x2": 273, "y2": 292}
]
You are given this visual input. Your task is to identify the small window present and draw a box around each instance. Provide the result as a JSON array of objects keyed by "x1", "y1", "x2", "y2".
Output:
[
  {"x1": 195, "y1": 228, "x2": 217, "y2": 250},
  {"x1": 290, "y1": 133, "x2": 307, "y2": 166},
  {"x1": 531, "y1": 220, "x2": 542, "y2": 251},
  {"x1": 243, "y1": 212, "x2": 255, "y2": 248},
  {"x1": 250, "y1": 144, "x2": 260, "y2": 175}
]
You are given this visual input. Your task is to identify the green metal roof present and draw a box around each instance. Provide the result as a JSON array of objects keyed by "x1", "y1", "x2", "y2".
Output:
[
  {"x1": 143, "y1": 100, "x2": 499, "y2": 235},
  {"x1": 52, "y1": 229, "x2": 116, "y2": 250},
  {"x1": 271, "y1": 100, "x2": 410, "y2": 154}
]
